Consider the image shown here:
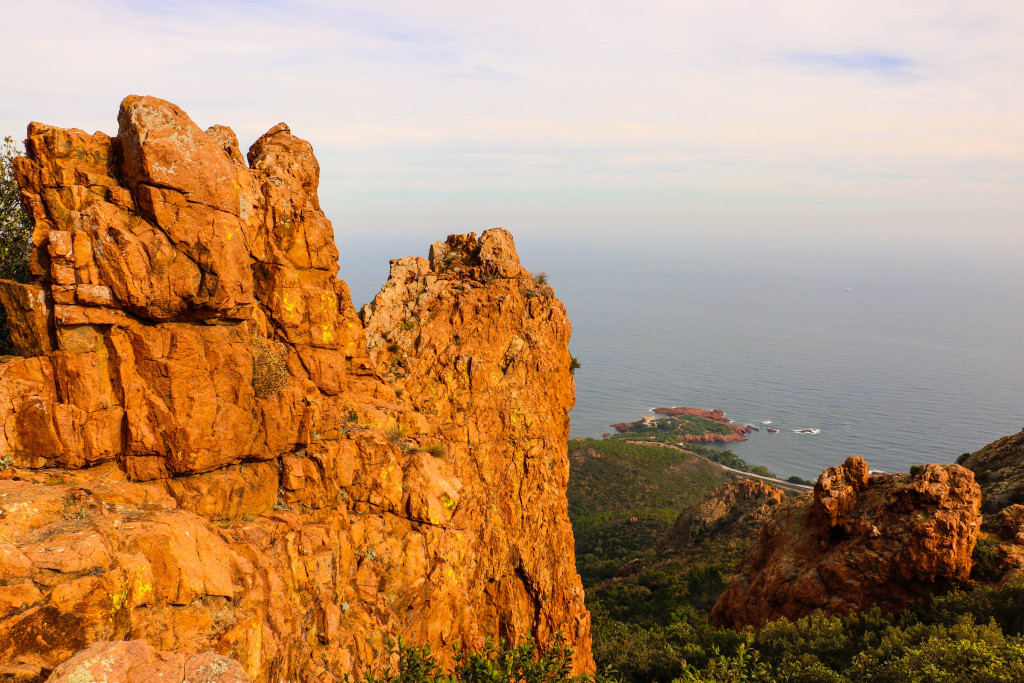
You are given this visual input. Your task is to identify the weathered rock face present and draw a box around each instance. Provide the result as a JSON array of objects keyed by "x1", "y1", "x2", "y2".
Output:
[
  {"x1": 955, "y1": 431, "x2": 1024, "y2": 582},
  {"x1": 0, "y1": 96, "x2": 590, "y2": 682},
  {"x1": 712, "y1": 456, "x2": 982, "y2": 629},
  {"x1": 960, "y1": 431, "x2": 1024, "y2": 515},
  {"x1": 44, "y1": 640, "x2": 251, "y2": 683},
  {"x1": 658, "y1": 479, "x2": 785, "y2": 553}
]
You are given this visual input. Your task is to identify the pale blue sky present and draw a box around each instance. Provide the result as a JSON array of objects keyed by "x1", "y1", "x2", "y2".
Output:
[{"x1": 1, "y1": 0, "x2": 1020, "y2": 257}]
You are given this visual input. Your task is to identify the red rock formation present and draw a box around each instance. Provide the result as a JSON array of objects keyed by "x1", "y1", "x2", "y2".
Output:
[
  {"x1": 712, "y1": 456, "x2": 982, "y2": 629},
  {"x1": 677, "y1": 432, "x2": 748, "y2": 444},
  {"x1": 611, "y1": 407, "x2": 751, "y2": 443},
  {"x1": 0, "y1": 96, "x2": 590, "y2": 682},
  {"x1": 652, "y1": 407, "x2": 730, "y2": 423}
]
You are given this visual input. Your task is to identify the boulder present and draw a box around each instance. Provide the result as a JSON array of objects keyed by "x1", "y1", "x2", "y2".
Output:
[
  {"x1": 712, "y1": 457, "x2": 982, "y2": 629},
  {"x1": 44, "y1": 640, "x2": 251, "y2": 683}
]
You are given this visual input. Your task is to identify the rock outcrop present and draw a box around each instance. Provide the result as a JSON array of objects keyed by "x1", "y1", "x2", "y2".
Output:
[
  {"x1": 610, "y1": 407, "x2": 752, "y2": 443},
  {"x1": 0, "y1": 96, "x2": 590, "y2": 682},
  {"x1": 658, "y1": 479, "x2": 785, "y2": 553},
  {"x1": 712, "y1": 456, "x2": 982, "y2": 629},
  {"x1": 651, "y1": 407, "x2": 731, "y2": 422},
  {"x1": 959, "y1": 431, "x2": 1024, "y2": 515},
  {"x1": 953, "y1": 431, "x2": 1024, "y2": 582}
]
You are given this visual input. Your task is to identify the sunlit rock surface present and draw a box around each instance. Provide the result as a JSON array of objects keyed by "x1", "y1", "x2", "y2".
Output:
[{"x1": 0, "y1": 96, "x2": 591, "y2": 682}]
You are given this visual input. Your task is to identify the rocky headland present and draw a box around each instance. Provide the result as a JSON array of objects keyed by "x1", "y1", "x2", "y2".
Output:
[
  {"x1": 610, "y1": 406, "x2": 752, "y2": 443},
  {"x1": 651, "y1": 407, "x2": 731, "y2": 422},
  {"x1": 0, "y1": 96, "x2": 590, "y2": 682}
]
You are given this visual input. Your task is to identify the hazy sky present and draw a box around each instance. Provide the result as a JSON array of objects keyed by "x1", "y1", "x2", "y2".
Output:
[{"x1": 1, "y1": 0, "x2": 1021, "y2": 254}]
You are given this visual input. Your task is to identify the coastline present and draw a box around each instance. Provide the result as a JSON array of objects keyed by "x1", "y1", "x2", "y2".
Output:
[{"x1": 601, "y1": 405, "x2": 819, "y2": 485}]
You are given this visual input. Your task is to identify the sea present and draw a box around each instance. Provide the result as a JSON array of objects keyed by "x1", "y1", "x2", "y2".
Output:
[{"x1": 341, "y1": 229, "x2": 1024, "y2": 482}]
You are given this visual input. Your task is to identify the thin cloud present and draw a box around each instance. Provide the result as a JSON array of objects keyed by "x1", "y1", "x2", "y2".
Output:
[
  {"x1": 785, "y1": 51, "x2": 916, "y2": 73},
  {"x1": 0, "y1": 0, "x2": 1020, "y2": 244}
]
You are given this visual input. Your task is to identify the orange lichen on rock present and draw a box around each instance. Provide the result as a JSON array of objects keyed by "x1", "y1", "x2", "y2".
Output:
[
  {"x1": 712, "y1": 456, "x2": 982, "y2": 629},
  {"x1": 45, "y1": 640, "x2": 251, "y2": 683},
  {"x1": 0, "y1": 96, "x2": 590, "y2": 682}
]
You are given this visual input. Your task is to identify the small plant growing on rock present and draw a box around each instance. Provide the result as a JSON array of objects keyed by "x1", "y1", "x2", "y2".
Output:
[
  {"x1": 0, "y1": 453, "x2": 13, "y2": 470},
  {"x1": 532, "y1": 272, "x2": 549, "y2": 287},
  {"x1": 569, "y1": 355, "x2": 581, "y2": 375},
  {"x1": 909, "y1": 464, "x2": 926, "y2": 477},
  {"x1": 387, "y1": 426, "x2": 408, "y2": 445},
  {"x1": 250, "y1": 333, "x2": 289, "y2": 398},
  {"x1": 340, "y1": 409, "x2": 361, "y2": 436},
  {"x1": 361, "y1": 633, "x2": 588, "y2": 683},
  {"x1": 413, "y1": 443, "x2": 447, "y2": 458}
]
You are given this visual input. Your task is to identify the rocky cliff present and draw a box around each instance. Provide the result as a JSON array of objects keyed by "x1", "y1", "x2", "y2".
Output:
[
  {"x1": 712, "y1": 456, "x2": 982, "y2": 629},
  {"x1": 959, "y1": 431, "x2": 1024, "y2": 516},
  {"x1": 954, "y1": 431, "x2": 1024, "y2": 582},
  {"x1": 0, "y1": 96, "x2": 591, "y2": 682}
]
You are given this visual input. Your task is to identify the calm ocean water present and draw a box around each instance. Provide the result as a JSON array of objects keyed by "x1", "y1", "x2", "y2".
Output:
[{"x1": 343, "y1": 231, "x2": 1024, "y2": 482}]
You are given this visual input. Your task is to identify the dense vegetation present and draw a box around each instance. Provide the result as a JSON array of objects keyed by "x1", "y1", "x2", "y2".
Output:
[
  {"x1": 571, "y1": 435, "x2": 1024, "y2": 683},
  {"x1": 0, "y1": 135, "x2": 32, "y2": 355},
  {"x1": 590, "y1": 582, "x2": 1024, "y2": 682},
  {"x1": 363, "y1": 634, "x2": 596, "y2": 683},
  {"x1": 0, "y1": 136, "x2": 30, "y2": 284},
  {"x1": 694, "y1": 444, "x2": 776, "y2": 479}
]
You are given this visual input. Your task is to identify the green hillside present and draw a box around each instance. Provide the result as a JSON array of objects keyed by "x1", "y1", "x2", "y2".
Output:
[
  {"x1": 567, "y1": 438, "x2": 735, "y2": 584},
  {"x1": 570, "y1": 431, "x2": 1024, "y2": 683},
  {"x1": 568, "y1": 438, "x2": 734, "y2": 517}
]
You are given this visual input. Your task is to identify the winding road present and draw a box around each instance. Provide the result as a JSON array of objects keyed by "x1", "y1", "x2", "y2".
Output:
[{"x1": 623, "y1": 439, "x2": 814, "y2": 494}]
